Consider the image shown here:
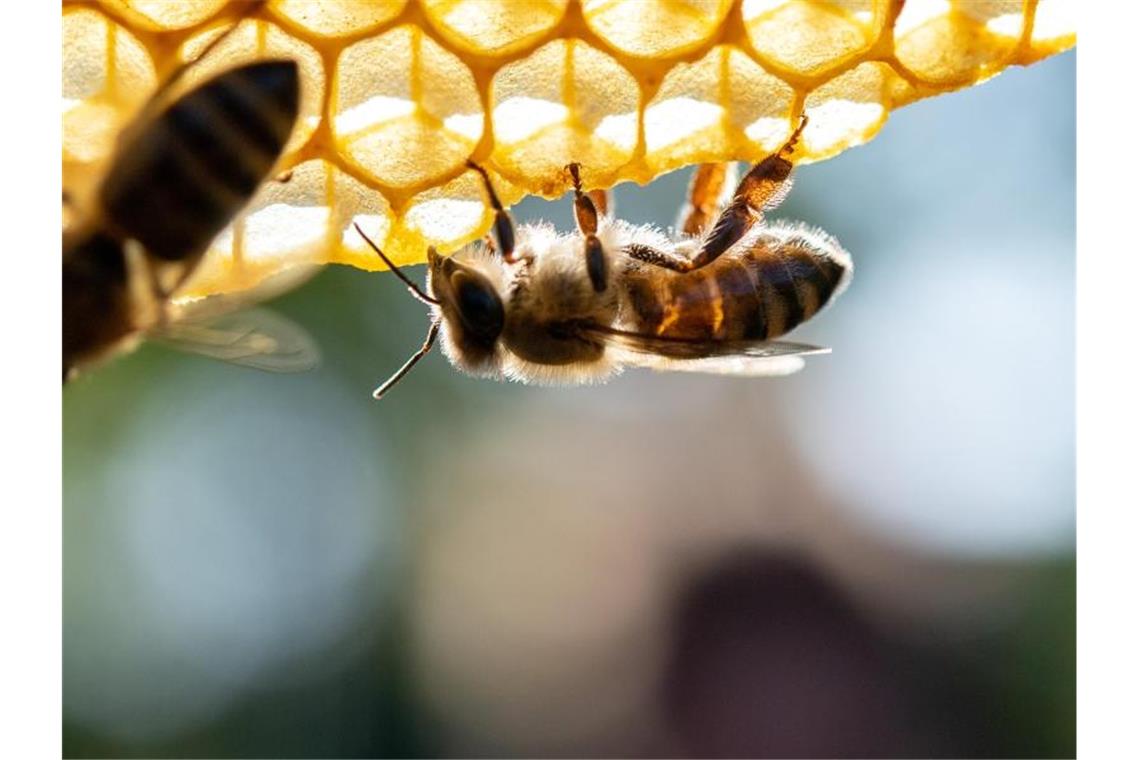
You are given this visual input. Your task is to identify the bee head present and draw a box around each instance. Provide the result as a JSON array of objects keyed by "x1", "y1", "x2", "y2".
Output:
[
  {"x1": 356, "y1": 221, "x2": 509, "y2": 399},
  {"x1": 427, "y1": 248, "x2": 507, "y2": 374}
]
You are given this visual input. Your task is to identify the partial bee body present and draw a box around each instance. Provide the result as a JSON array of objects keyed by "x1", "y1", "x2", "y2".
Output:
[
  {"x1": 362, "y1": 115, "x2": 852, "y2": 399},
  {"x1": 621, "y1": 222, "x2": 851, "y2": 345},
  {"x1": 63, "y1": 19, "x2": 318, "y2": 382}
]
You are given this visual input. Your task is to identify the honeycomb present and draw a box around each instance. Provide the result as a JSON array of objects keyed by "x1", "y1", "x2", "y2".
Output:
[{"x1": 62, "y1": 0, "x2": 1075, "y2": 298}]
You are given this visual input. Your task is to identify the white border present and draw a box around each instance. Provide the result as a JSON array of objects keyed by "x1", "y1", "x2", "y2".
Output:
[
  {"x1": 1077, "y1": 4, "x2": 1140, "y2": 758},
  {"x1": 1, "y1": 0, "x2": 62, "y2": 757},
  {"x1": 8, "y1": 2, "x2": 1130, "y2": 757}
]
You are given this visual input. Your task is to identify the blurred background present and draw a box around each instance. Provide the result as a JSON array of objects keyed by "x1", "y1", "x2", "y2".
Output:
[{"x1": 63, "y1": 51, "x2": 1075, "y2": 758}]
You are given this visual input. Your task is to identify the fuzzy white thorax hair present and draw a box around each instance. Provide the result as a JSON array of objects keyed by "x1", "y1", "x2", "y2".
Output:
[{"x1": 432, "y1": 217, "x2": 674, "y2": 386}]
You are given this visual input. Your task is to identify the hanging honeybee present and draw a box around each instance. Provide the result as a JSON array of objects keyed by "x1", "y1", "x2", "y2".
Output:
[
  {"x1": 63, "y1": 6, "x2": 318, "y2": 383},
  {"x1": 359, "y1": 115, "x2": 851, "y2": 399}
]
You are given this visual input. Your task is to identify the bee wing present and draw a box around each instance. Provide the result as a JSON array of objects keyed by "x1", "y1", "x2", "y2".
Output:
[
  {"x1": 172, "y1": 263, "x2": 322, "y2": 316},
  {"x1": 578, "y1": 323, "x2": 828, "y2": 377},
  {"x1": 618, "y1": 352, "x2": 812, "y2": 377},
  {"x1": 150, "y1": 307, "x2": 320, "y2": 373}
]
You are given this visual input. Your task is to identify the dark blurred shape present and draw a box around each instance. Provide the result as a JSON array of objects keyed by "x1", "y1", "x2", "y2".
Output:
[
  {"x1": 663, "y1": 551, "x2": 915, "y2": 758},
  {"x1": 661, "y1": 551, "x2": 1075, "y2": 759}
]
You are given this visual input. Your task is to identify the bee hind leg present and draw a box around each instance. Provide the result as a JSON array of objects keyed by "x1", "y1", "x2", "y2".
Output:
[
  {"x1": 677, "y1": 114, "x2": 809, "y2": 272},
  {"x1": 623, "y1": 242, "x2": 698, "y2": 272},
  {"x1": 567, "y1": 163, "x2": 608, "y2": 293}
]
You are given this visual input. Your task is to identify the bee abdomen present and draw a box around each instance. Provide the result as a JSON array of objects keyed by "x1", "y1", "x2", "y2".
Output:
[
  {"x1": 735, "y1": 231, "x2": 850, "y2": 340},
  {"x1": 100, "y1": 61, "x2": 300, "y2": 264},
  {"x1": 623, "y1": 228, "x2": 850, "y2": 342}
]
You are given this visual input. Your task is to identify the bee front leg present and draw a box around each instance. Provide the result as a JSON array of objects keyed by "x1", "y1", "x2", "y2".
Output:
[
  {"x1": 684, "y1": 114, "x2": 808, "y2": 271},
  {"x1": 568, "y1": 163, "x2": 608, "y2": 293},
  {"x1": 467, "y1": 160, "x2": 517, "y2": 262}
]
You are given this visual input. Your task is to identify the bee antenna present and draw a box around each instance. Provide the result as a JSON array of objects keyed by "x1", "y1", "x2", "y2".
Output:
[
  {"x1": 373, "y1": 319, "x2": 441, "y2": 400},
  {"x1": 354, "y1": 223, "x2": 439, "y2": 306}
]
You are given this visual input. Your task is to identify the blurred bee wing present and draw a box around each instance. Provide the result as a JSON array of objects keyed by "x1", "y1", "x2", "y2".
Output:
[
  {"x1": 578, "y1": 323, "x2": 828, "y2": 377},
  {"x1": 172, "y1": 263, "x2": 322, "y2": 320},
  {"x1": 151, "y1": 307, "x2": 320, "y2": 373}
]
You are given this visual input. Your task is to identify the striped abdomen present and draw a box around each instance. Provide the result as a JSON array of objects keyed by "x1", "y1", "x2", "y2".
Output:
[
  {"x1": 99, "y1": 60, "x2": 300, "y2": 265},
  {"x1": 622, "y1": 227, "x2": 852, "y2": 341}
]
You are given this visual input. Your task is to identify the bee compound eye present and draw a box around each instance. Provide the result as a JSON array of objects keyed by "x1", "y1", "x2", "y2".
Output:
[{"x1": 452, "y1": 272, "x2": 504, "y2": 343}]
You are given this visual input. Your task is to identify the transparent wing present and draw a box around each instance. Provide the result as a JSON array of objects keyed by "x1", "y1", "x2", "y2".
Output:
[
  {"x1": 151, "y1": 307, "x2": 320, "y2": 373},
  {"x1": 618, "y1": 352, "x2": 811, "y2": 377},
  {"x1": 578, "y1": 323, "x2": 828, "y2": 377},
  {"x1": 171, "y1": 263, "x2": 322, "y2": 315}
]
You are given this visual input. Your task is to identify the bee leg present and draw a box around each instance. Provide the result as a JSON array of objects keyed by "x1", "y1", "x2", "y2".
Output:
[
  {"x1": 680, "y1": 114, "x2": 808, "y2": 271},
  {"x1": 623, "y1": 242, "x2": 697, "y2": 272},
  {"x1": 625, "y1": 117, "x2": 807, "y2": 274},
  {"x1": 121, "y1": 239, "x2": 172, "y2": 328},
  {"x1": 146, "y1": 256, "x2": 209, "y2": 329},
  {"x1": 587, "y1": 188, "x2": 612, "y2": 219},
  {"x1": 567, "y1": 163, "x2": 608, "y2": 292},
  {"x1": 678, "y1": 163, "x2": 737, "y2": 237},
  {"x1": 150, "y1": 271, "x2": 174, "y2": 328},
  {"x1": 466, "y1": 160, "x2": 517, "y2": 262},
  {"x1": 162, "y1": 257, "x2": 209, "y2": 301}
]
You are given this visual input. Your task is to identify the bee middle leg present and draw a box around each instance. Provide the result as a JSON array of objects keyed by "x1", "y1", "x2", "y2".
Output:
[
  {"x1": 467, "y1": 160, "x2": 517, "y2": 262},
  {"x1": 586, "y1": 188, "x2": 612, "y2": 219},
  {"x1": 678, "y1": 163, "x2": 737, "y2": 237},
  {"x1": 631, "y1": 115, "x2": 808, "y2": 274},
  {"x1": 568, "y1": 163, "x2": 608, "y2": 293}
]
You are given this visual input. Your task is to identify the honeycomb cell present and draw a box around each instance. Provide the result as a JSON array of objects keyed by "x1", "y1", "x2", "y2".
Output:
[
  {"x1": 100, "y1": 0, "x2": 228, "y2": 31},
  {"x1": 331, "y1": 176, "x2": 399, "y2": 271},
  {"x1": 582, "y1": 0, "x2": 732, "y2": 59},
  {"x1": 491, "y1": 39, "x2": 639, "y2": 193},
  {"x1": 397, "y1": 169, "x2": 526, "y2": 259},
  {"x1": 966, "y1": 1, "x2": 1025, "y2": 40},
  {"x1": 269, "y1": 0, "x2": 408, "y2": 38},
  {"x1": 62, "y1": 7, "x2": 156, "y2": 165},
  {"x1": 185, "y1": 160, "x2": 395, "y2": 297},
  {"x1": 179, "y1": 18, "x2": 325, "y2": 156},
  {"x1": 644, "y1": 45, "x2": 796, "y2": 170},
  {"x1": 802, "y1": 61, "x2": 896, "y2": 160},
  {"x1": 1031, "y1": 0, "x2": 1077, "y2": 55},
  {"x1": 421, "y1": 0, "x2": 569, "y2": 57},
  {"x1": 400, "y1": 170, "x2": 492, "y2": 257},
  {"x1": 334, "y1": 25, "x2": 483, "y2": 189},
  {"x1": 743, "y1": 0, "x2": 882, "y2": 79},
  {"x1": 894, "y1": 0, "x2": 1022, "y2": 84}
]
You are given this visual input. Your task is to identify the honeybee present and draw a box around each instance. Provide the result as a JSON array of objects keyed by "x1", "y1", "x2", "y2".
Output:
[
  {"x1": 358, "y1": 115, "x2": 851, "y2": 399},
  {"x1": 63, "y1": 15, "x2": 318, "y2": 382}
]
